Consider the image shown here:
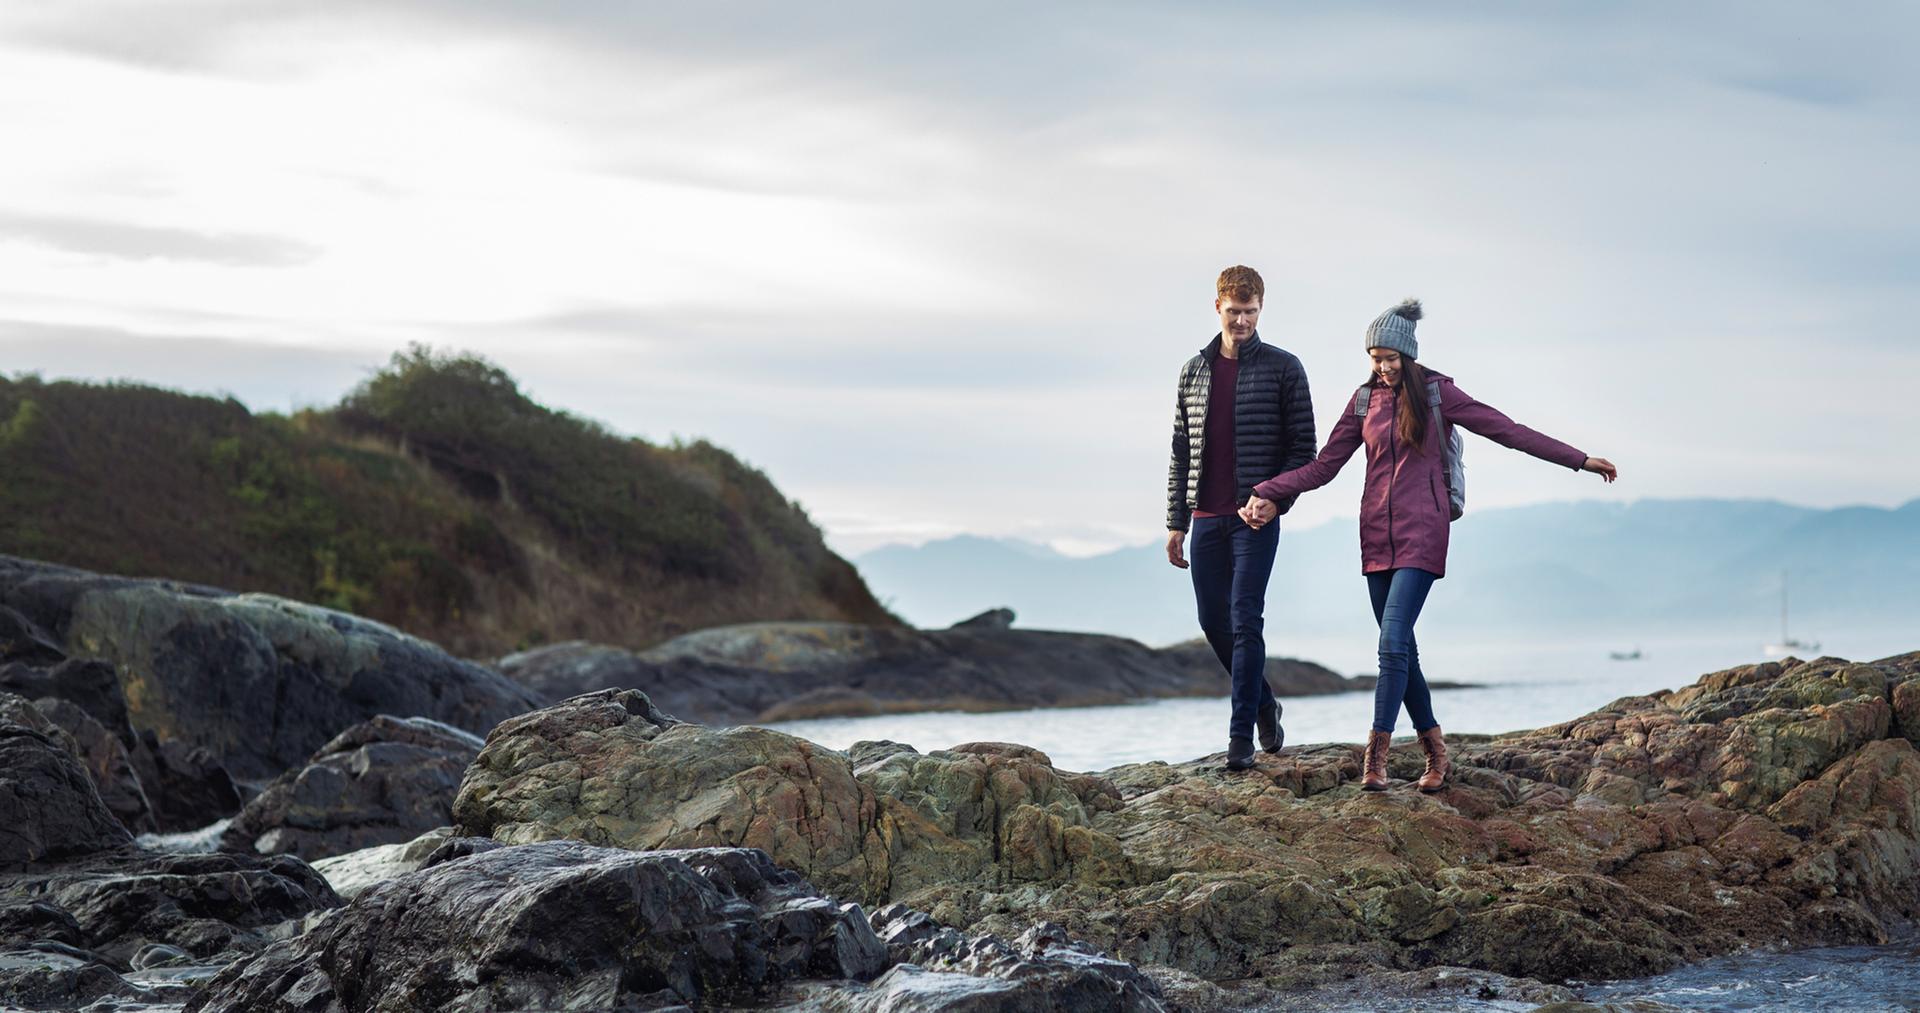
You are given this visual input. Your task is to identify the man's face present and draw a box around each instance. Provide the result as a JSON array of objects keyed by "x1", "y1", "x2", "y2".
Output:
[{"x1": 1215, "y1": 294, "x2": 1261, "y2": 344}]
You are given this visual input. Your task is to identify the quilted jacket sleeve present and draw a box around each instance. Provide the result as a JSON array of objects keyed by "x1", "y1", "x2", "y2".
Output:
[
  {"x1": 1269, "y1": 356, "x2": 1317, "y2": 515},
  {"x1": 1253, "y1": 403, "x2": 1363, "y2": 503},
  {"x1": 1166, "y1": 378, "x2": 1191, "y2": 532}
]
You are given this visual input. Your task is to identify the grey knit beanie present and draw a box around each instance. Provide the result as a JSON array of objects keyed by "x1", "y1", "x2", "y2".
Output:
[{"x1": 1365, "y1": 298, "x2": 1422, "y2": 358}]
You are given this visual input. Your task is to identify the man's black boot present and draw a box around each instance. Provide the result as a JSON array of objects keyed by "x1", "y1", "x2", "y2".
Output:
[
  {"x1": 1257, "y1": 702, "x2": 1284, "y2": 754},
  {"x1": 1225, "y1": 736, "x2": 1256, "y2": 771}
]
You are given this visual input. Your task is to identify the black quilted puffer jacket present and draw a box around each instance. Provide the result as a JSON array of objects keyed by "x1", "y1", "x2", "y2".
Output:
[{"x1": 1166, "y1": 332, "x2": 1317, "y2": 531}]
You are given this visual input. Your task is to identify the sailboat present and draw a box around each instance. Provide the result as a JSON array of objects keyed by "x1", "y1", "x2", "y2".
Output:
[{"x1": 1763, "y1": 570, "x2": 1820, "y2": 658}]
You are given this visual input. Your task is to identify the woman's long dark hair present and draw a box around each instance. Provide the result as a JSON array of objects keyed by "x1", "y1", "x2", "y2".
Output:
[{"x1": 1364, "y1": 356, "x2": 1432, "y2": 450}]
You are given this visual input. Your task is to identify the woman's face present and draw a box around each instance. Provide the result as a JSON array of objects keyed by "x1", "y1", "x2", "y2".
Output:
[{"x1": 1369, "y1": 348, "x2": 1403, "y2": 386}]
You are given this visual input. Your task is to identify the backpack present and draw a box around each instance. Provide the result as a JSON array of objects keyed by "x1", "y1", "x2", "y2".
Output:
[{"x1": 1351, "y1": 381, "x2": 1466, "y2": 521}]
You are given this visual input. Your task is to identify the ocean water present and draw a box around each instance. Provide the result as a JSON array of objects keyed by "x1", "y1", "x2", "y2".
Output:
[
  {"x1": 1577, "y1": 935, "x2": 1920, "y2": 1010},
  {"x1": 762, "y1": 629, "x2": 1912, "y2": 771},
  {"x1": 1274, "y1": 937, "x2": 1920, "y2": 1011}
]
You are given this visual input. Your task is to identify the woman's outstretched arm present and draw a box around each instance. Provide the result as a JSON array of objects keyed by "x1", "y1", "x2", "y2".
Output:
[{"x1": 1438, "y1": 379, "x2": 1614, "y2": 479}]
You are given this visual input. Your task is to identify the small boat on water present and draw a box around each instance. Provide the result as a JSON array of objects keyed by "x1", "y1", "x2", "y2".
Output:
[
  {"x1": 1609, "y1": 648, "x2": 1643, "y2": 662},
  {"x1": 1763, "y1": 570, "x2": 1820, "y2": 658}
]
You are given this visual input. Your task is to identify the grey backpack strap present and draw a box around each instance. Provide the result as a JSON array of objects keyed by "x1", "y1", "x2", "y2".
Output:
[
  {"x1": 1428, "y1": 380, "x2": 1467, "y2": 520},
  {"x1": 1352, "y1": 386, "x2": 1371, "y2": 417}
]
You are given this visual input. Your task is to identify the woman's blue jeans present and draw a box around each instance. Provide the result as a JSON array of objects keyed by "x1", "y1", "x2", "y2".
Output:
[
  {"x1": 1367, "y1": 567, "x2": 1439, "y2": 734},
  {"x1": 1189, "y1": 514, "x2": 1279, "y2": 741}
]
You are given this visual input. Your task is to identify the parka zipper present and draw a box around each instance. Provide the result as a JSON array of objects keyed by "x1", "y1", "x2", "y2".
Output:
[{"x1": 1384, "y1": 386, "x2": 1398, "y2": 567}]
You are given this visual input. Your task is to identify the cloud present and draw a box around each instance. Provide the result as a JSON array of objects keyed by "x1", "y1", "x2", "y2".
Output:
[
  {"x1": 0, "y1": 212, "x2": 320, "y2": 267},
  {"x1": 2, "y1": 1, "x2": 1916, "y2": 556},
  {"x1": 0, "y1": 320, "x2": 379, "y2": 410}
]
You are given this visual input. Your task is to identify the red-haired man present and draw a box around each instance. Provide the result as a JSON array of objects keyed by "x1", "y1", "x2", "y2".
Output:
[{"x1": 1166, "y1": 265, "x2": 1317, "y2": 770}]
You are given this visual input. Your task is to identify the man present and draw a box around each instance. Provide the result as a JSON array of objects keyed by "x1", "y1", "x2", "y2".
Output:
[{"x1": 1166, "y1": 265, "x2": 1316, "y2": 771}]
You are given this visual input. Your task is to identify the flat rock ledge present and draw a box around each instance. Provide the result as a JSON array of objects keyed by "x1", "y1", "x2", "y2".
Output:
[
  {"x1": 450, "y1": 650, "x2": 1920, "y2": 991},
  {"x1": 496, "y1": 619, "x2": 1358, "y2": 725}
]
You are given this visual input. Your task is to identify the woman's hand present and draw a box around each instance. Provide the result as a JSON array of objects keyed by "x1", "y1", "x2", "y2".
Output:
[
  {"x1": 1583, "y1": 457, "x2": 1618, "y2": 483},
  {"x1": 1239, "y1": 496, "x2": 1278, "y2": 529}
]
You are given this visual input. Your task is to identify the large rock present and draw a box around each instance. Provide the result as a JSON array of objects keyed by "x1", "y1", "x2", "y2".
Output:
[
  {"x1": 222, "y1": 716, "x2": 483, "y2": 860},
  {"x1": 452, "y1": 690, "x2": 892, "y2": 901},
  {"x1": 3, "y1": 654, "x2": 240, "y2": 834},
  {"x1": 194, "y1": 838, "x2": 1163, "y2": 1013},
  {"x1": 0, "y1": 693, "x2": 132, "y2": 866},
  {"x1": 452, "y1": 652, "x2": 1920, "y2": 989},
  {"x1": 0, "y1": 690, "x2": 338, "y2": 996},
  {"x1": 0, "y1": 945, "x2": 184, "y2": 1011},
  {"x1": 188, "y1": 841, "x2": 890, "y2": 1011},
  {"x1": 0, "y1": 849, "x2": 339, "y2": 971},
  {"x1": 26, "y1": 697, "x2": 155, "y2": 835},
  {"x1": 452, "y1": 691, "x2": 1135, "y2": 907},
  {"x1": 497, "y1": 620, "x2": 1361, "y2": 725},
  {"x1": 0, "y1": 605, "x2": 62, "y2": 666},
  {"x1": 0, "y1": 554, "x2": 542, "y2": 783}
]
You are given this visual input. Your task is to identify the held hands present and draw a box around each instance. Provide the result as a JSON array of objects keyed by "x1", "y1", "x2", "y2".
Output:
[
  {"x1": 1583, "y1": 457, "x2": 1618, "y2": 483},
  {"x1": 1239, "y1": 496, "x2": 1278, "y2": 530},
  {"x1": 1165, "y1": 529, "x2": 1188, "y2": 569}
]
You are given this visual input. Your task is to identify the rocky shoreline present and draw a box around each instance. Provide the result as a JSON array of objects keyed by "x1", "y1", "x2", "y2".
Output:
[
  {"x1": 498, "y1": 607, "x2": 1424, "y2": 725},
  {"x1": 4, "y1": 551, "x2": 1919, "y2": 1010}
]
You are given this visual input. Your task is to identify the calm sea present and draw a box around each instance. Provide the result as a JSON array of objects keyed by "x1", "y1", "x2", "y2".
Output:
[{"x1": 763, "y1": 628, "x2": 1913, "y2": 771}]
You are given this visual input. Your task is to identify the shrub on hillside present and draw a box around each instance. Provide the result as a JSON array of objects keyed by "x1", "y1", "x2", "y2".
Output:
[{"x1": 336, "y1": 346, "x2": 744, "y2": 581}]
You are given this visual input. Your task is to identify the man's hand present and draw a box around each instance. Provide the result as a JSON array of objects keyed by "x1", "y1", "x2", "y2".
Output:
[
  {"x1": 1239, "y1": 496, "x2": 1278, "y2": 529},
  {"x1": 1582, "y1": 457, "x2": 1618, "y2": 483},
  {"x1": 1165, "y1": 529, "x2": 1188, "y2": 569}
]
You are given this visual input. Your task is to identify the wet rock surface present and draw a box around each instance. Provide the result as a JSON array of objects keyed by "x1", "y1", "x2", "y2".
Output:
[
  {"x1": 0, "y1": 945, "x2": 184, "y2": 1011},
  {"x1": 308, "y1": 827, "x2": 454, "y2": 900},
  {"x1": 0, "y1": 850, "x2": 340, "y2": 971},
  {"x1": 0, "y1": 692, "x2": 340, "y2": 1011},
  {"x1": 28, "y1": 698, "x2": 156, "y2": 837},
  {"x1": 0, "y1": 693, "x2": 133, "y2": 866},
  {"x1": 497, "y1": 616, "x2": 1361, "y2": 725},
  {"x1": 454, "y1": 652, "x2": 1920, "y2": 990},
  {"x1": 194, "y1": 838, "x2": 1166, "y2": 1013},
  {"x1": 841, "y1": 910, "x2": 1169, "y2": 1012},
  {"x1": 221, "y1": 716, "x2": 482, "y2": 861},
  {"x1": 189, "y1": 841, "x2": 889, "y2": 1012},
  {"x1": 0, "y1": 554, "x2": 541, "y2": 784}
]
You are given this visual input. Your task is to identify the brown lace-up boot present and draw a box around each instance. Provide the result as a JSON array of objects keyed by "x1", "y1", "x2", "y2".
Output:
[
  {"x1": 1362, "y1": 730, "x2": 1392, "y2": 791},
  {"x1": 1415, "y1": 726, "x2": 1449, "y2": 793}
]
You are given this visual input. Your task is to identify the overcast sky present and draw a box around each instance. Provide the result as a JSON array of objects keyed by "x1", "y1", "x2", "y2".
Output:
[{"x1": 3, "y1": 2, "x2": 1916, "y2": 557}]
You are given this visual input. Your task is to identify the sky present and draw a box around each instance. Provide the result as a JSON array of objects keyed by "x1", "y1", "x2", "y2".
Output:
[{"x1": 3, "y1": 2, "x2": 1917, "y2": 557}]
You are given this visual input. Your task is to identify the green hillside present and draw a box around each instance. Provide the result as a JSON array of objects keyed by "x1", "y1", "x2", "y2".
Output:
[{"x1": 0, "y1": 346, "x2": 895, "y2": 657}]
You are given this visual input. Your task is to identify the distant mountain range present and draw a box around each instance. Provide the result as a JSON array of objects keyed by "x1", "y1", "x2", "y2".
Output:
[{"x1": 855, "y1": 498, "x2": 1920, "y2": 649}]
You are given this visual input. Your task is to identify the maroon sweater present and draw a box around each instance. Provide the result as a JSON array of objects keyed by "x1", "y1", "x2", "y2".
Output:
[{"x1": 1193, "y1": 353, "x2": 1239, "y2": 517}]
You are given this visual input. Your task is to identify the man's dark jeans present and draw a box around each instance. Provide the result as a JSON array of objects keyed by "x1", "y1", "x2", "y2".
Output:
[
  {"x1": 1366, "y1": 566, "x2": 1440, "y2": 734},
  {"x1": 1189, "y1": 514, "x2": 1279, "y2": 741}
]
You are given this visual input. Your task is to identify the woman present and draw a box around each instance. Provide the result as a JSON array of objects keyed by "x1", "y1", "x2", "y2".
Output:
[{"x1": 1239, "y1": 299, "x2": 1616, "y2": 792}]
